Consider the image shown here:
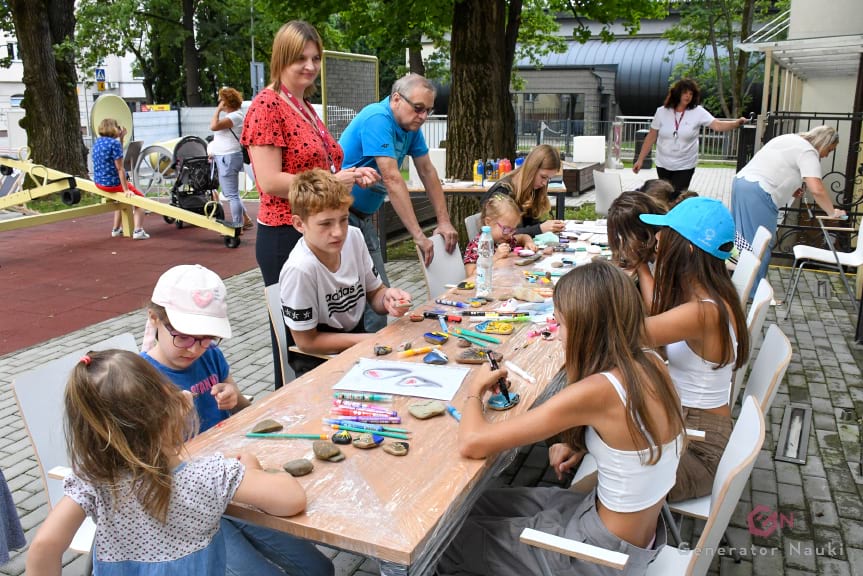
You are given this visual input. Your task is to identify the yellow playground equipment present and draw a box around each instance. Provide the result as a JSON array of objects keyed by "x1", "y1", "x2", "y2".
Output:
[{"x1": 0, "y1": 148, "x2": 242, "y2": 248}]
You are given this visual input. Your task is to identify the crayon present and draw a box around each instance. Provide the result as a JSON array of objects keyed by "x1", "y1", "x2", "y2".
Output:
[
  {"x1": 446, "y1": 404, "x2": 462, "y2": 422},
  {"x1": 246, "y1": 433, "x2": 329, "y2": 440},
  {"x1": 330, "y1": 424, "x2": 410, "y2": 440},
  {"x1": 398, "y1": 344, "x2": 440, "y2": 358},
  {"x1": 333, "y1": 392, "x2": 393, "y2": 402}
]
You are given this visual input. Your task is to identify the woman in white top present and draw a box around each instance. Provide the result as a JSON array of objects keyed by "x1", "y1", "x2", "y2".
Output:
[
  {"x1": 437, "y1": 260, "x2": 685, "y2": 576},
  {"x1": 634, "y1": 78, "x2": 746, "y2": 198},
  {"x1": 732, "y1": 125, "x2": 845, "y2": 293},
  {"x1": 209, "y1": 86, "x2": 252, "y2": 229},
  {"x1": 636, "y1": 197, "x2": 749, "y2": 502}
]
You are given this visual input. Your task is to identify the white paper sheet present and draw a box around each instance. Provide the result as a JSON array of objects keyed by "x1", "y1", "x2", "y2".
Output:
[{"x1": 332, "y1": 357, "x2": 470, "y2": 401}]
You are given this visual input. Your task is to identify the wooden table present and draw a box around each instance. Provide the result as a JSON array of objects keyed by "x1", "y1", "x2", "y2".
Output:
[{"x1": 185, "y1": 261, "x2": 566, "y2": 575}]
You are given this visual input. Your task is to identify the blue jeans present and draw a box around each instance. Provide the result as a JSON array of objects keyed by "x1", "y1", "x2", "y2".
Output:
[
  {"x1": 222, "y1": 517, "x2": 334, "y2": 576},
  {"x1": 348, "y1": 212, "x2": 389, "y2": 332},
  {"x1": 216, "y1": 152, "x2": 245, "y2": 225}
]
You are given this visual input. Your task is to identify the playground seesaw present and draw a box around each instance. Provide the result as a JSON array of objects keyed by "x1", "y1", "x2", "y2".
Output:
[{"x1": 0, "y1": 153, "x2": 242, "y2": 248}]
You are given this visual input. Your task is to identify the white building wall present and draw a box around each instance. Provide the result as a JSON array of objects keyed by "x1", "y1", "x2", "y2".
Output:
[{"x1": 789, "y1": 0, "x2": 863, "y2": 39}]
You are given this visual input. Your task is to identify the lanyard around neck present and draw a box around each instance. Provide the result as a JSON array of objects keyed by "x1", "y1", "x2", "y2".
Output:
[
  {"x1": 279, "y1": 84, "x2": 336, "y2": 173},
  {"x1": 673, "y1": 108, "x2": 686, "y2": 138}
]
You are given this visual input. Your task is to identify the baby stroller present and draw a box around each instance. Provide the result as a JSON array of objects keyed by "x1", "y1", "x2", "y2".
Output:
[{"x1": 163, "y1": 136, "x2": 224, "y2": 229}]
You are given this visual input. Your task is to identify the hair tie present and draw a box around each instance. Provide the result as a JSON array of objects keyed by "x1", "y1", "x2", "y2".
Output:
[{"x1": 80, "y1": 355, "x2": 92, "y2": 366}]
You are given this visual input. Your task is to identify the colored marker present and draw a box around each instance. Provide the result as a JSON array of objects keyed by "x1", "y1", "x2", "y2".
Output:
[
  {"x1": 486, "y1": 352, "x2": 511, "y2": 403},
  {"x1": 504, "y1": 360, "x2": 536, "y2": 384},
  {"x1": 330, "y1": 424, "x2": 409, "y2": 440},
  {"x1": 333, "y1": 392, "x2": 393, "y2": 402},
  {"x1": 454, "y1": 333, "x2": 488, "y2": 348},
  {"x1": 398, "y1": 344, "x2": 440, "y2": 358},
  {"x1": 435, "y1": 298, "x2": 469, "y2": 309},
  {"x1": 246, "y1": 433, "x2": 329, "y2": 440},
  {"x1": 451, "y1": 327, "x2": 501, "y2": 344},
  {"x1": 331, "y1": 407, "x2": 398, "y2": 418},
  {"x1": 323, "y1": 419, "x2": 409, "y2": 434},
  {"x1": 333, "y1": 400, "x2": 397, "y2": 414},
  {"x1": 446, "y1": 404, "x2": 462, "y2": 422},
  {"x1": 438, "y1": 315, "x2": 448, "y2": 332}
]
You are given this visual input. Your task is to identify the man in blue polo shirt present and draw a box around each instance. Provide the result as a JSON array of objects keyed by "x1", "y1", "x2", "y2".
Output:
[{"x1": 340, "y1": 73, "x2": 458, "y2": 331}]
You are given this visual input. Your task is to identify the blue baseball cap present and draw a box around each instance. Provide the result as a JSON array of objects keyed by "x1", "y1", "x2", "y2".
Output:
[{"x1": 639, "y1": 197, "x2": 735, "y2": 260}]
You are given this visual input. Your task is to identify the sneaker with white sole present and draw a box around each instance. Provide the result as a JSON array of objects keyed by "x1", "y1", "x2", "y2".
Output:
[
  {"x1": 132, "y1": 229, "x2": 150, "y2": 240},
  {"x1": 111, "y1": 228, "x2": 123, "y2": 238}
]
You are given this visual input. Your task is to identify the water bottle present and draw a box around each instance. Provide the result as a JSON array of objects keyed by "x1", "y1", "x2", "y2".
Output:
[{"x1": 476, "y1": 225, "x2": 494, "y2": 298}]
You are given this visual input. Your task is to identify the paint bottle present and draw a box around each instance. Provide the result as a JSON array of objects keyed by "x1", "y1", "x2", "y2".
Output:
[
  {"x1": 476, "y1": 225, "x2": 494, "y2": 298},
  {"x1": 473, "y1": 159, "x2": 483, "y2": 185}
]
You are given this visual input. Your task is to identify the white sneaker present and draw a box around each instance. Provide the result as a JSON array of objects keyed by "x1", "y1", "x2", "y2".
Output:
[
  {"x1": 132, "y1": 229, "x2": 150, "y2": 240},
  {"x1": 111, "y1": 228, "x2": 123, "y2": 238}
]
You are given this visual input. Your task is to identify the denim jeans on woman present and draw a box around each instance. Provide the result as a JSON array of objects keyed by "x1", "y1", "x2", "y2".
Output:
[
  {"x1": 215, "y1": 151, "x2": 246, "y2": 225},
  {"x1": 222, "y1": 516, "x2": 334, "y2": 576}
]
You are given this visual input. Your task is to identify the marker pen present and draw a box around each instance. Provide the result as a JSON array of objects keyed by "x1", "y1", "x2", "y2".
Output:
[
  {"x1": 445, "y1": 404, "x2": 462, "y2": 422},
  {"x1": 333, "y1": 392, "x2": 393, "y2": 402}
]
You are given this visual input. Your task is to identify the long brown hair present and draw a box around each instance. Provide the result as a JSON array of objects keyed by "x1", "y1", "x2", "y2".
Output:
[
  {"x1": 554, "y1": 261, "x2": 685, "y2": 464},
  {"x1": 651, "y1": 229, "x2": 749, "y2": 371},
  {"x1": 65, "y1": 350, "x2": 198, "y2": 523},
  {"x1": 607, "y1": 192, "x2": 665, "y2": 269},
  {"x1": 508, "y1": 144, "x2": 560, "y2": 220},
  {"x1": 269, "y1": 20, "x2": 323, "y2": 98}
]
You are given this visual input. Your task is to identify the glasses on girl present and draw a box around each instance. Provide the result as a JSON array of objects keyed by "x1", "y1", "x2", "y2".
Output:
[
  {"x1": 164, "y1": 323, "x2": 221, "y2": 349},
  {"x1": 496, "y1": 221, "x2": 516, "y2": 236}
]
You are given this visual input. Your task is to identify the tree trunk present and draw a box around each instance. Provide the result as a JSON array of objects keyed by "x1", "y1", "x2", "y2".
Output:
[
  {"x1": 408, "y1": 31, "x2": 426, "y2": 76},
  {"x1": 734, "y1": 0, "x2": 755, "y2": 117},
  {"x1": 448, "y1": 0, "x2": 517, "y2": 181},
  {"x1": 182, "y1": 0, "x2": 201, "y2": 106},
  {"x1": 9, "y1": 0, "x2": 87, "y2": 177}
]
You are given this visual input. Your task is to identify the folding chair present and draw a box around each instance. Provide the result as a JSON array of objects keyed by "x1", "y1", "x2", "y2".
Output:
[
  {"x1": 731, "y1": 250, "x2": 761, "y2": 305},
  {"x1": 416, "y1": 234, "x2": 467, "y2": 300},
  {"x1": 750, "y1": 225, "x2": 772, "y2": 263},
  {"x1": 784, "y1": 215, "x2": 862, "y2": 319},
  {"x1": 12, "y1": 333, "x2": 139, "y2": 558},
  {"x1": 464, "y1": 212, "x2": 482, "y2": 242},
  {"x1": 521, "y1": 396, "x2": 765, "y2": 576},
  {"x1": 593, "y1": 171, "x2": 624, "y2": 217},
  {"x1": 729, "y1": 278, "x2": 773, "y2": 409}
]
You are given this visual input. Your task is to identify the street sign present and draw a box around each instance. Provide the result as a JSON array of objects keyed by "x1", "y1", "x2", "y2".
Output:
[
  {"x1": 250, "y1": 61, "x2": 265, "y2": 96},
  {"x1": 96, "y1": 81, "x2": 106, "y2": 92},
  {"x1": 95, "y1": 68, "x2": 106, "y2": 82}
]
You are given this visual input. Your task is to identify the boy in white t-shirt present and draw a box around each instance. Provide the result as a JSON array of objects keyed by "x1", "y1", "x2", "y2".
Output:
[{"x1": 279, "y1": 169, "x2": 412, "y2": 375}]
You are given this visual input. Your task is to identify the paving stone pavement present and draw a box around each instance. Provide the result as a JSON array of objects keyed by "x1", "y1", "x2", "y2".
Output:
[{"x1": 2, "y1": 255, "x2": 863, "y2": 575}]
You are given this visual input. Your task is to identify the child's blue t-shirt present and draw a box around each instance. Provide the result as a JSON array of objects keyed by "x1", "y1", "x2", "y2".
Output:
[
  {"x1": 92, "y1": 136, "x2": 124, "y2": 187},
  {"x1": 142, "y1": 347, "x2": 231, "y2": 432}
]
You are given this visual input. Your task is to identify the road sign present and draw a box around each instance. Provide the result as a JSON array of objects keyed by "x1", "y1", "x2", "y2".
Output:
[
  {"x1": 96, "y1": 81, "x2": 106, "y2": 92},
  {"x1": 95, "y1": 68, "x2": 106, "y2": 82}
]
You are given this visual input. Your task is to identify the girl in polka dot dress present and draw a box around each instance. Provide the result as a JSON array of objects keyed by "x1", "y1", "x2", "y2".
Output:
[{"x1": 26, "y1": 350, "x2": 308, "y2": 575}]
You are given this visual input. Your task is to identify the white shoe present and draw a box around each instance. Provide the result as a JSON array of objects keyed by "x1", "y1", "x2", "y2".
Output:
[
  {"x1": 111, "y1": 228, "x2": 123, "y2": 237},
  {"x1": 132, "y1": 229, "x2": 150, "y2": 240}
]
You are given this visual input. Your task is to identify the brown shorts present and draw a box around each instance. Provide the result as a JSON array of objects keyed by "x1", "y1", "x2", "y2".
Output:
[{"x1": 668, "y1": 407, "x2": 733, "y2": 502}]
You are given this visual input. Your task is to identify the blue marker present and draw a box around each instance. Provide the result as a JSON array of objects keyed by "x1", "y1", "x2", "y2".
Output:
[
  {"x1": 446, "y1": 404, "x2": 462, "y2": 422},
  {"x1": 438, "y1": 315, "x2": 448, "y2": 332}
]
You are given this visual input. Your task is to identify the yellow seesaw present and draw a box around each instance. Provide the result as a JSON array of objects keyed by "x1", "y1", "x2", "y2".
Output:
[{"x1": 0, "y1": 153, "x2": 242, "y2": 248}]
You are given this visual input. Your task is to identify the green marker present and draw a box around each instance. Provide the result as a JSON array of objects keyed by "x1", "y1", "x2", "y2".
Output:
[{"x1": 330, "y1": 425, "x2": 410, "y2": 440}]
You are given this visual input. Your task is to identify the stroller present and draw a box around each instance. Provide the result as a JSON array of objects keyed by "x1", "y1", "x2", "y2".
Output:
[{"x1": 163, "y1": 136, "x2": 224, "y2": 228}]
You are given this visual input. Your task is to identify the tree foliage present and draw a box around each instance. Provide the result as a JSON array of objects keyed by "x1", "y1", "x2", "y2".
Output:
[{"x1": 664, "y1": 0, "x2": 789, "y2": 118}]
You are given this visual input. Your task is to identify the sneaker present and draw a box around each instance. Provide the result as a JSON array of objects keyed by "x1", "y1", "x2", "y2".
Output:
[
  {"x1": 111, "y1": 228, "x2": 123, "y2": 238},
  {"x1": 132, "y1": 229, "x2": 150, "y2": 240}
]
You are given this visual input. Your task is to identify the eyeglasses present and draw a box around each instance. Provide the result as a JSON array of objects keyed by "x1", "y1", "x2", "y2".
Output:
[
  {"x1": 163, "y1": 323, "x2": 221, "y2": 349},
  {"x1": 496, "y1": 221, "x2": 516, "y2": 236},
  {"x1": 398, "y1": 92, "x2": 434, "y2": 117}
]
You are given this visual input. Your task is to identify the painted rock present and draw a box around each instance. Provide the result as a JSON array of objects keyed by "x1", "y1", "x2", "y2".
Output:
[
  {"x1": 487, "y1": 392, "x2": 521, "y2": 411},
  {"x1": 408, "y1": 400, "x2": 447, "y2": 420},
  {"x1": 383, "y1": 442, "x2": 409, "y2": 456},
  {"x1": 374, "y1": 344, "x2": 392, "y2": 356},
  {"x1": 331, "y1": 430, "x2": 353, "y2": 445},
  {"x1": 512, "y1": 286, "x2": 545, "y2": 302},
  {"x1": 251, "y1": 418, "x2": 283, "y2": 434},
  {"x1": 409, "y1": 312, "x2": 424, "y2": 322},
  {"x1": 313, "y1": 440, "x2": 344, "y2": 462},
  {"x1": 457, "y1": 338, "x2": 472, "y2": 348},
  {"x1": 551, "y1": 261, "x2": 563, "y2": 268},
  {"x1": 456, "y1": 348, "x2": 489, "y2": 364},
  {"x1": 352, "y1": 433, "x2": 384, "y2": 449},
  {"x1": 424, "y1": 332, "x2": 448, "y2": 345},
  {"x1": 283, "y1": 458, "x2": 314, "y2": 477},
  {"x1": 424, "y1": 349, "x2": 449, "y2": 365},
  {"x1": 476, "y1": 321, "x2": 513, "y2": 335},
  {"x1": 398, "y1": 341, "x2": 412, "y2": 352}
]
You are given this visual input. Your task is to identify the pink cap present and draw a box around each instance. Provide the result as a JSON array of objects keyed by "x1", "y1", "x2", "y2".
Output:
[{"x1": 151, "y1": 265, "x2": 232, "y2": 339}]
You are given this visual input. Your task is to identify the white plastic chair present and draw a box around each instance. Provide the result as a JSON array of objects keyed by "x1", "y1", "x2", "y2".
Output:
[
  {"x1": 729, "y1": 278, "x2": 774, "y2": 408},
  {"x1": 264, "y1": 284, "x2": 333, "y2": 385},
  {"x1": 12, "y1": 333, "x2": 139, "y2": 556},
  {"x1": 784, "y1": 215, "x2": 863, "y2": 318},
  {"x1": 670, "y1": 324, "x2": 790, "y2": 523},
  {"x1": 521, "y1": 396, "x2": 765, "y2": 576},
  {"x1": 750, "y1": 225, "x2": 772, "y2": 263},
  {"x1": 731, "y1": 250, "x2": 761, "y2": 304},
  {"x1": 464, "y1": 212, "x2": 482, "y2": 242},
  {"x1": 416, "y1": 234, "x2": 467, "y2": 300},
  {"x1": 593, "y1": 171, "x2": 624, "y2": 217}
]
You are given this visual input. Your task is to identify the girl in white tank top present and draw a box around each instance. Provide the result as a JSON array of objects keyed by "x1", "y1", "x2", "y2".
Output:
[{"x1": 438, "y1": 261, "x2": 686, "y2": 576}]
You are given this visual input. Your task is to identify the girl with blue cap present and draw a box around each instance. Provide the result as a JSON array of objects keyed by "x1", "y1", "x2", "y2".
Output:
[{"x1": 636, "y1": 197, "x2": 750, "y2": 501}]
